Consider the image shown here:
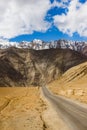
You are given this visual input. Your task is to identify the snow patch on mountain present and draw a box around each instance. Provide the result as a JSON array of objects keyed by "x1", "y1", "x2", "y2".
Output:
[{"x1": 0, "y1": 39, "x2": 87, "y2": 55}]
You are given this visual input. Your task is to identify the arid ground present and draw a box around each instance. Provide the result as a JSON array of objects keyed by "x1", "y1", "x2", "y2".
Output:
[
  {"x1": 0, "y1": 87, "x2": 71, "y2": 130},
  {"x1": 0, "y1": 87, "x2": 48, "y2": 130}
]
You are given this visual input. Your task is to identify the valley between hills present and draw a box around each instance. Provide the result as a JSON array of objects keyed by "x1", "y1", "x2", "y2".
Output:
[
  {"x1": 0, "y1": 47, "x2": 87, "y2": 130},
  {"x1": 0, "y1": 0, "x2": 87, "y2": 129}
]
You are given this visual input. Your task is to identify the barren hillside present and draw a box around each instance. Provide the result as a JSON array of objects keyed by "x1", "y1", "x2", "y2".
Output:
[
  {"x1": 48, "y1": 62, "x2": 87, "y2": 103},
  {"x1": 0, "y1": 47, "x2": 87, "y2": 87}
]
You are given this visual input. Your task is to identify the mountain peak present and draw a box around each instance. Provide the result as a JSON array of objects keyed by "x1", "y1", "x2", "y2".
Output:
[{"x1": 0, "y1": 39, "x2": 87, "y2": 56}]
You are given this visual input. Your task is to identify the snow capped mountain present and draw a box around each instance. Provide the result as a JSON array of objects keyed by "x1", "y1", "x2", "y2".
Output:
[
  {"x1": 33, "y1": 39, "x2": 43, "y2": 45},
  {"x1": 0, "y1": 39, "x2": 87, "y2": 55},
  {"x1": 0, "y1": 39, "x2": 18, "y2": 49}
]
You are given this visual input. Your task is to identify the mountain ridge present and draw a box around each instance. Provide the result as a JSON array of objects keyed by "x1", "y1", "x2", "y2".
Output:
[
  {"x1": 0, "y1": 47, "x2": 87, "y2": 87},
  {"x1": 0, "y1": 39, "x2": 87, "y2": 56}
]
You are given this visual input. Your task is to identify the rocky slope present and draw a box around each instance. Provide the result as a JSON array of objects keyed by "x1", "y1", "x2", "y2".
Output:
[
  {"x1": 48, "y1": 61, "x2": 87, "y2": 103},
  {"x1": 82, "y1": 46, "x2": 87, "y2": 56},
  {"x1": 0, "y1": 47, "x2": 87, "y2": 87}
]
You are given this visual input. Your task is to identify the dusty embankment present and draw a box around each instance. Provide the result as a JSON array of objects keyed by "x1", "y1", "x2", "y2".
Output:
[
  {"x1": 48, "y1": 62, "x2": 87, "y2": 104},
  {"x1": 0, "y1": 87, "x2": 48, "y2": 130}
]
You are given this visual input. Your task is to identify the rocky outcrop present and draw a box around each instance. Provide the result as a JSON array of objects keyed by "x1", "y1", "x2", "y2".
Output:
[
  {"x1": 82, "y1": 46, "x2": 87, "y2": 56},
  {"x1": 0, "y1": 47, "x2": 87, "y2": 87}
]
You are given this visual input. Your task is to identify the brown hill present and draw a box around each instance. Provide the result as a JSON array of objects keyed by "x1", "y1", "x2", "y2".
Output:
[
  {"x1": 48, "y1": 61, "x2": 87, "y2": 103},
  {"x1": 0, "y1": 47, "x2": 87, "y2": 87}
]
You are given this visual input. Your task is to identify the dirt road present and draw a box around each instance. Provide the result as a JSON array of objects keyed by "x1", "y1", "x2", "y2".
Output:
[{"x1": 42, "y1": 86, "x2": 87, "y2": 130}]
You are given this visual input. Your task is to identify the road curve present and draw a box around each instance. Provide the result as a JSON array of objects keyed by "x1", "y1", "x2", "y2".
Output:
[{"x1": 42, "y1": 86, "x2": 87, "y2": 130}]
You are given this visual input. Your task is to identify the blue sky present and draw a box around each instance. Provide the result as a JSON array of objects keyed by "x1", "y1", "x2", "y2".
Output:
[
  {"x1": 10, "y1": 27, "x2": 87, "y2": 42},
  {"x1": 0, "y1": 0, "x2": 87, "y2": 42}
]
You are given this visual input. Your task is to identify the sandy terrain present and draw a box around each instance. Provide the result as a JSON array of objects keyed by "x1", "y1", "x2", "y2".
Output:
[
  {"x1": 0, "y1": 87, "x2": 47, "y2": 130},
  {"x1": 48, "y1": 62, "x2": 87, "y2": 104}
]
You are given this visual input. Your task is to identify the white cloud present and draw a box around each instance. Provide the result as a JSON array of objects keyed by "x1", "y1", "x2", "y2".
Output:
[
  {"x1": 53, "y1": 0, "x2": 87, "y2": 37},
  {"x1": 0, "y1": 0, "x2": 51, "y2": 39}
]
